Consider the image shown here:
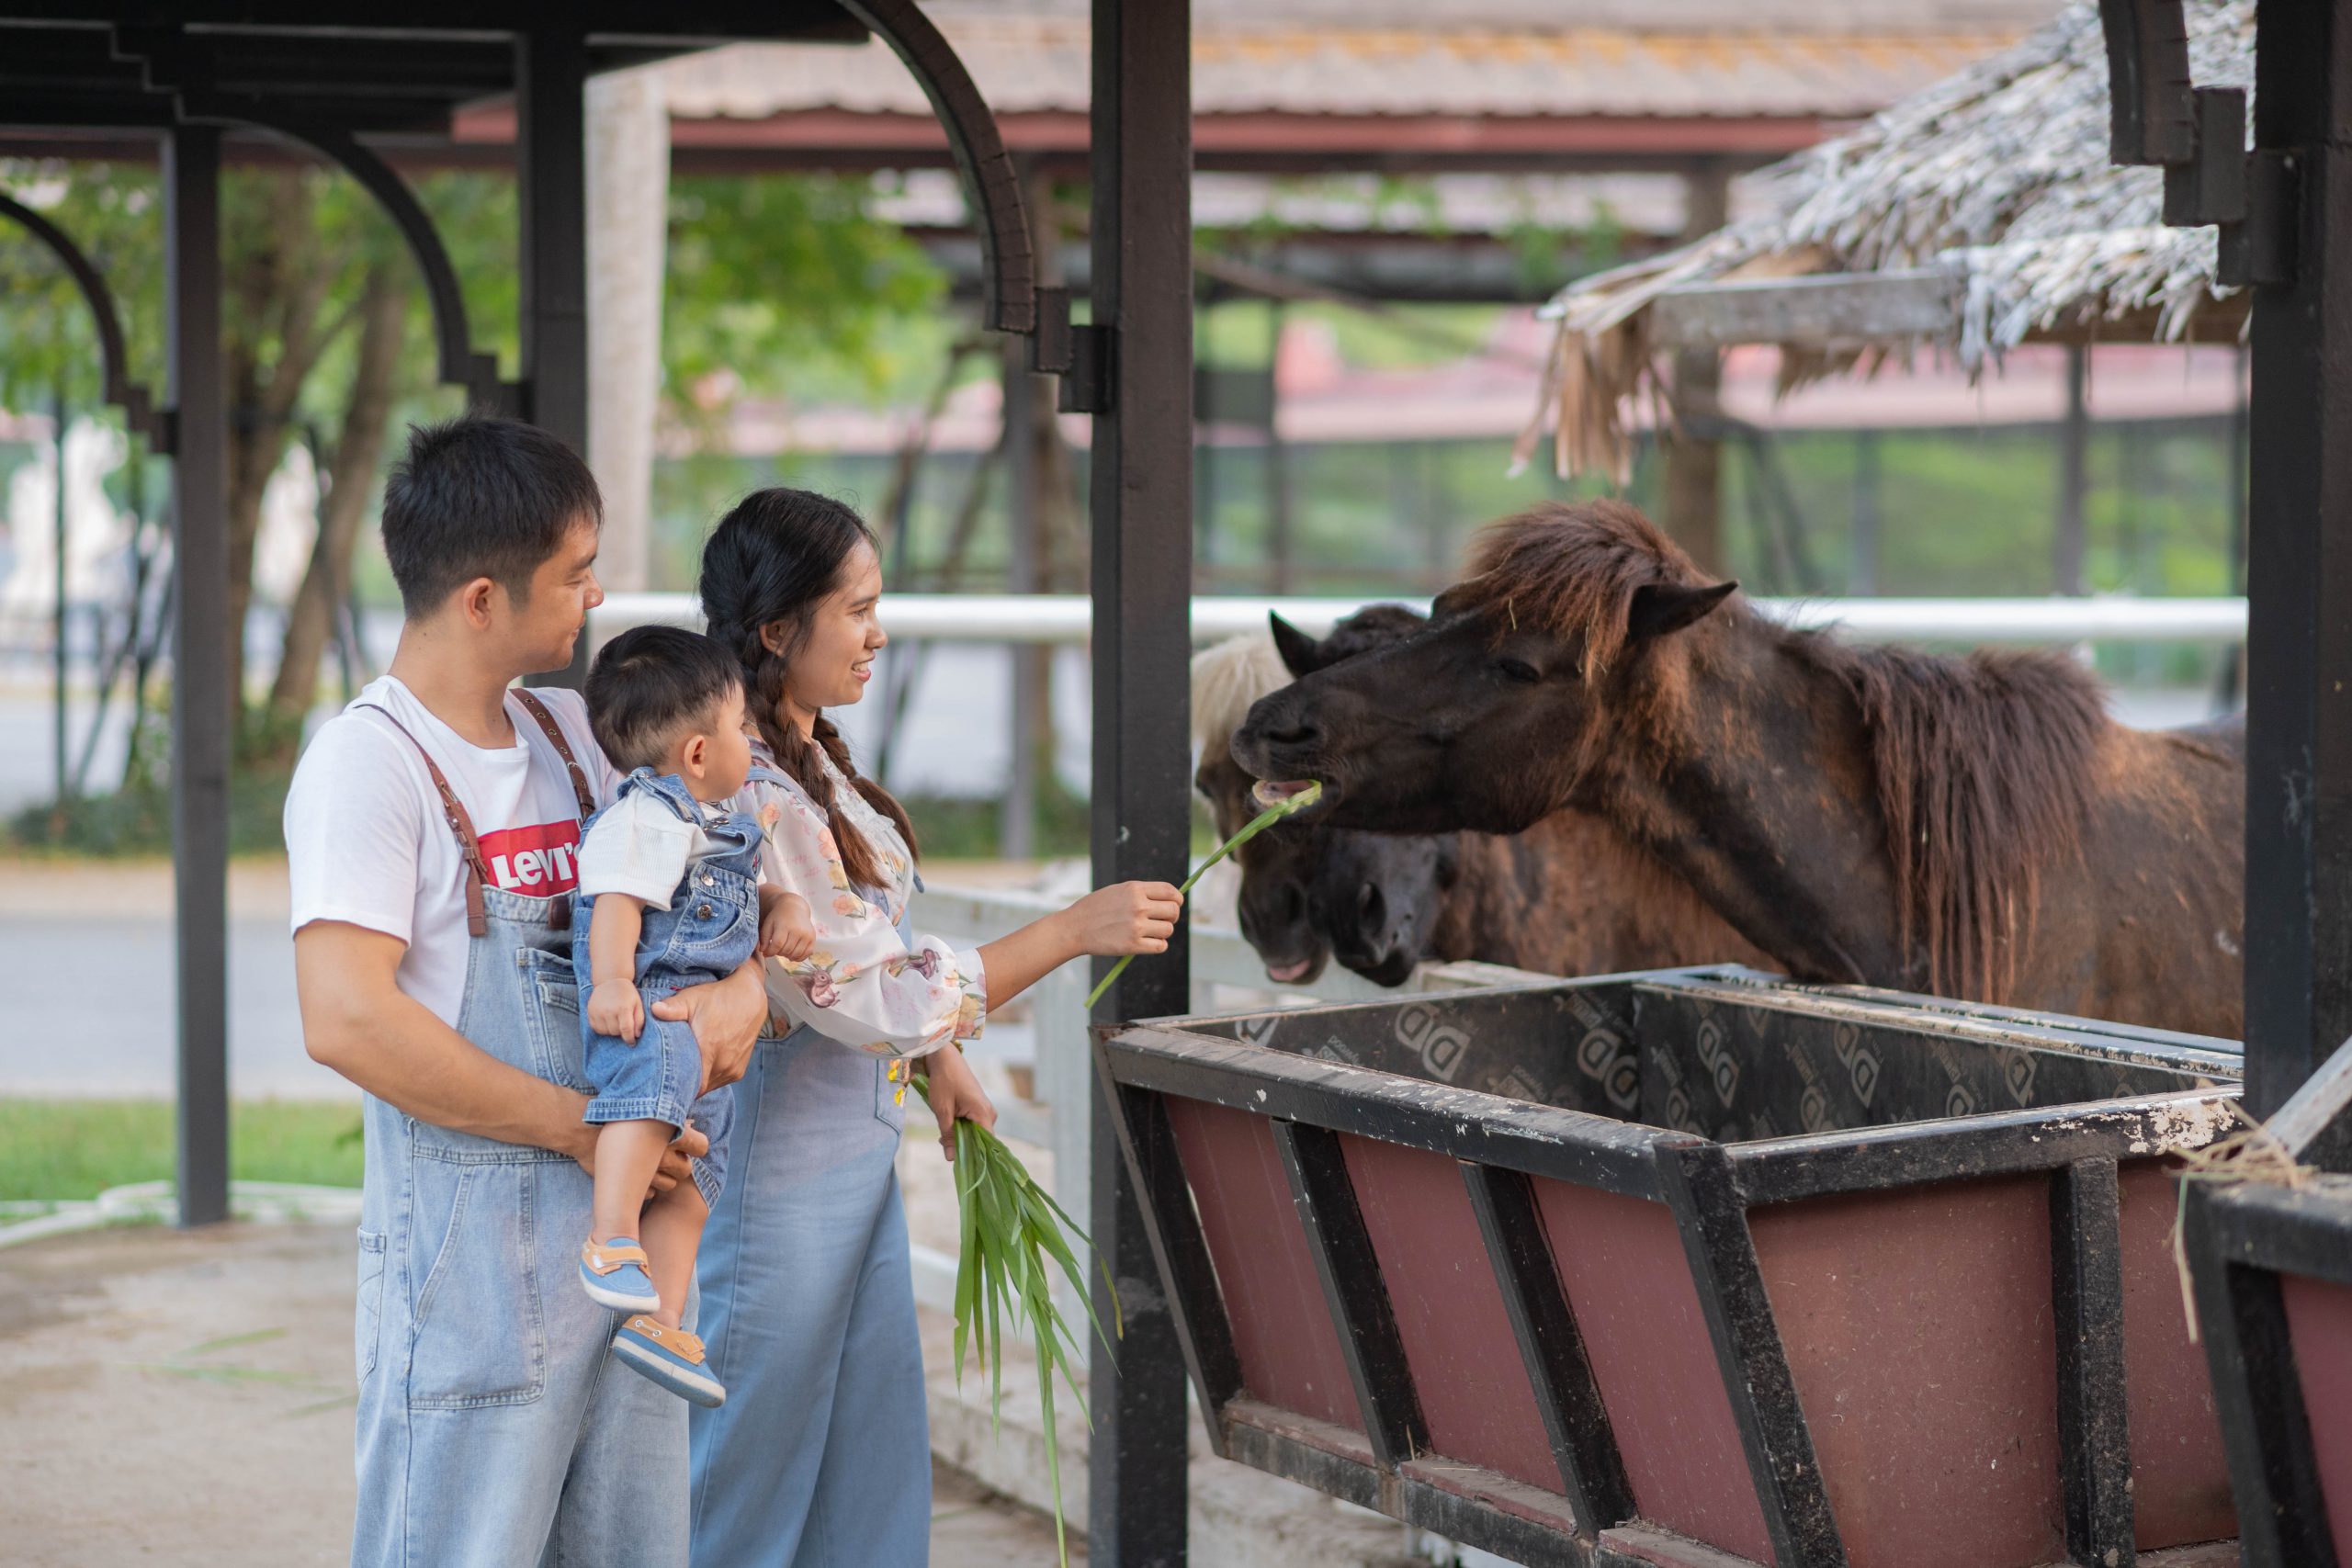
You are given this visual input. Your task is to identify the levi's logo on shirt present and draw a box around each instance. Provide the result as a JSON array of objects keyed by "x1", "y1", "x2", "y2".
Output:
[{"x1": 479, "y1": 821, "x2": 582, "y2": 897}]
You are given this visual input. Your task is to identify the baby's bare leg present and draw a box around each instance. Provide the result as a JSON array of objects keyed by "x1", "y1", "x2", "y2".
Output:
[
  {"x1": 639, "y1": 1176, "x2": 709, "y2": 1331},
  {"x1": 591, "y1": 1120, "x2": 672, "y2": 1247}
]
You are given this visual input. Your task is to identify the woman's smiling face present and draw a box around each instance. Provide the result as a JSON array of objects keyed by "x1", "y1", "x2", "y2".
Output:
[{"x1": 767, "y1": 540, "x2": 887, "y2": 719}]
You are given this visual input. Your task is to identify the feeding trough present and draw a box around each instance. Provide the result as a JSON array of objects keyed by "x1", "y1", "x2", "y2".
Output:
[
  {"x1": 1095, "y1": 965, "x2": 2245, "y2": 1568},
  {"x1": 2183, "y1": 1044, "x2": 2352, "y2": 1568}
]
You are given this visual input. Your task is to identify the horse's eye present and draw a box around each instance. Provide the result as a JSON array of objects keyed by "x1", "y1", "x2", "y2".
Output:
[{"x1": 1497, "y1": 657, "x2": 1542, "y2": 684}]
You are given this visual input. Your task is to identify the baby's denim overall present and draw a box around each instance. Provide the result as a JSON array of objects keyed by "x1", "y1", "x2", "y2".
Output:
[
  {"x1": 349, "y1": 697, "x2": 688, "y2": 1568},
  {"x1": 572, "y1": 769, "x2": 759, "y2": 1206},
  {"x1": 688, "y1": 907, "x2": 931, "y2": 1566}
]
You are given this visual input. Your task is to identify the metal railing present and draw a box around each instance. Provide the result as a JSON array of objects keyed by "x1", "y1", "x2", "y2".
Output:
[{"x1": 595, "y1": 591, "x2": 2252, "y2": 648}]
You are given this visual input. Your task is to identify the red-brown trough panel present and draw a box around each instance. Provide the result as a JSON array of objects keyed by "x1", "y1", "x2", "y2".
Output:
[
  {"x1": 1338, "y1": 1133, "x2": 1561, "y2": 1492},
  {"x1": 2116, "y1": 1162, "x2": 2236, "y2": 1547},
  {"x1": 1749, "y1": 1174, "x2": 2067, "y2": 1568},
  {"x1": 2282, "y1": 1269, "x2": 2352, "y2": 1567},
  {"x1": 1532, "y1": 1177, "x2": 1778, "y2": 1566},
  {"x1": 1163, "y1": 1096, "x2": 1365, "y2": 1434}
]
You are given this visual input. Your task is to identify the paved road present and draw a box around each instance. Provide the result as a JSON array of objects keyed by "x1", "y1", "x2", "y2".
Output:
[
  {"x1": 0, "y1": 857, "x2": 1039, "y2": 1102},
  {"x1": 0, "y1": 859, "x2": 338, "y2": 1100}
]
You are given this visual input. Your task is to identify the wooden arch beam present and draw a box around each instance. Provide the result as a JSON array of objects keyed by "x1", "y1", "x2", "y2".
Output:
[
  {"x1": 837, "y1": 0, "x2": 1038, "y2": 337},
  {"x1": 2097, "y1": 0, "x2": 2196, "y2": 166},
  {"x1": 0, "y1": 189, "x2": 169, "y2": 449},
  {"x1": 178, "y1": 94, "x2": 514, "y2": 413}
]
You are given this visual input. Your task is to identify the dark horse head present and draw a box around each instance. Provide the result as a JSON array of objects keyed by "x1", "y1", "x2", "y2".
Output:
[
  {"x1": 1195, "y1": 604, "x2": 1456, "y2": 986},
  {"x1": 1275, "y1": 607, "x2": 1464, "y2": 986},
  {"x1": 1235, "y1": 500, "x2": 1736, "y2": 839},
  {"x1": 1193, "y1": 631, "x2": 1323, "y2": 982}
]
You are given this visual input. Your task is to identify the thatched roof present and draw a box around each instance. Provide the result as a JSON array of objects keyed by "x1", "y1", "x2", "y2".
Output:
[{"x1": 1518, "y1": 0, "x2": 2252, "y2": 481}]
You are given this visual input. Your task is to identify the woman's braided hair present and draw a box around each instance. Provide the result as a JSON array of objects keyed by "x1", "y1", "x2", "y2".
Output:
[{"x1": 699, "y1": 489, "x2": 918, "y2": 891}]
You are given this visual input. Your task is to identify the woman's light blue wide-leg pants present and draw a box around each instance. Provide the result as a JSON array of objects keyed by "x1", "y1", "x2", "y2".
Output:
[{"x1": 689, "y1": 1027, "x2": 932, "y2": 1567}]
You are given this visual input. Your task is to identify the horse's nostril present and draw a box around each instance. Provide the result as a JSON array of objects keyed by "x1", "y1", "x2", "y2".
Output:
[
  {"x1": 1357, "y1": 883, "x2": 1385, "y2": 940},
  {"x1": 1262, "y1": 721, "x2": 1318, "y2": 748}
]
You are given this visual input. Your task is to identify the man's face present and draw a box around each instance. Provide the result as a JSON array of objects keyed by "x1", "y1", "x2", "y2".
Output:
[{"x1": 500, "y1": 516, "x2": 605, "y2": 674}]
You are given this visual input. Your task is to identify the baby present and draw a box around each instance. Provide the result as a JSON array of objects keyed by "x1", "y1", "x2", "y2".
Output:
[{"x1": 571, "y1": 625, "x2": 812, "y2": 1406}]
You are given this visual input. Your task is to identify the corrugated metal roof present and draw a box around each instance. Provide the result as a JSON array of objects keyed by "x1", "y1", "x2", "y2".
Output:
[{"x1": 657, "y1": 7, "x2": 2053, "y2": 123}]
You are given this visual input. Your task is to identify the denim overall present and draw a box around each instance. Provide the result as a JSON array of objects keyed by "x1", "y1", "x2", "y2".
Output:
[
  {"x1": 350, "y1": 695, "x2": 688, "y2": 1568},
  {"x1": 689, "y1": 887, "x2": 931, "y2": 1565},
  {"x1": 572, "y1": 769, "x2": 759, "y2": 1206}
]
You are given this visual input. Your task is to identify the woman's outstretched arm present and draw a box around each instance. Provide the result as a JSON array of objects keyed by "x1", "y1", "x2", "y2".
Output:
[{"x1": 976, "y1": 880, "x2": 1184, "y2": 1008}]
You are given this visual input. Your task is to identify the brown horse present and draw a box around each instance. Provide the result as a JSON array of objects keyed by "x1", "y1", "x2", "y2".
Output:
[
  {"x1": 1233, "y1": 500, "x2": 2245, "y2": 1035},
  {"x1": 1198, "y1": 606, "x2": 1767, "y2": 987}
]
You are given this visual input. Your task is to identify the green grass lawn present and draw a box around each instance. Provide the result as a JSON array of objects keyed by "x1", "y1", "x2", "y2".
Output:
[{"x1": 0, "y1": 1100, "x2": 365, "y2": 1202}]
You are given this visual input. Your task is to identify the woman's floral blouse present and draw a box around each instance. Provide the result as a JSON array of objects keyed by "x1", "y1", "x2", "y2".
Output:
[{"x1": 733, "y1": 739, "x2": 986, "y2": 1059}]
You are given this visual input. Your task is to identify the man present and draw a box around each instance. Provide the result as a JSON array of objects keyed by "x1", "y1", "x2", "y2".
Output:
[{"x1": 286, "y1": 415, "x2": 766, "y2": 1567}]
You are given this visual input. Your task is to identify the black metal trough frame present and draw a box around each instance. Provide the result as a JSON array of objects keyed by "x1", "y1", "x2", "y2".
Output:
[
  {"x1": 2184, "y1": 1174, "x2": 2352, "y2": 1568},
  {"x1": 1096, "y1": 1001, "x2": 2239, "y2": 1568}
]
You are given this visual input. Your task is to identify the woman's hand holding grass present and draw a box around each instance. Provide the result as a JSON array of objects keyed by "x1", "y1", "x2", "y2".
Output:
[
  {"x1": 920, "y1": 1042, "x2": 997, "y2": 1164},
  {"x1": 1060, "y1": 880, "x2": 1184, "y2": 959}
]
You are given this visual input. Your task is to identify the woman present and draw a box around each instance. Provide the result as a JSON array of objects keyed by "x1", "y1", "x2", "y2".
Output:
[{"x1": 689, "y1": 489, "x2": 1182, "y2": 1566}]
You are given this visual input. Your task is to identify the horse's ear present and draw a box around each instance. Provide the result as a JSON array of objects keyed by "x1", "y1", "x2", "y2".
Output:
[
  {"x1": 1627, "y1": 580, "x2": 1736, "y2": 642},
  {"x1": 1269, "y1": 613, "x2": 1323, "y2": 677}
]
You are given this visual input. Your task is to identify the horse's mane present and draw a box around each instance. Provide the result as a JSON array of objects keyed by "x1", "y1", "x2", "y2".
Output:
[
  {"x1": 1192, "y1": 631, "x2": 1289, "y2": 759},
  {"x1": 1457, "y1": 499, "x2": 1715, "y2": 679},
  {"x1": 1457, "y1": 497, "x2": 2109, "y2": 1002},
  {"x1": 1800, "y1": 637, "x2": 2105, "y2": 1000}
]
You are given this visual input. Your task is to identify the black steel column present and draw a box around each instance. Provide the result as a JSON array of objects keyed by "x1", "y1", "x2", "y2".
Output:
[
  {"x1": 2055, "y1": 346, "x2": 2089, "y2": 596},
  {"x1": 2245, "y1": 6, "x2": 2352, "y2": 1113},
  {"x1": 518, "y1": 28, "x2": 593, "y2": 691},
  {"x1": 167, "y1": 123, "x2": 230, "y2": 1227},
  {"x1": 1087, "y1": 0, "x2": 1194, "y2": 1560}
]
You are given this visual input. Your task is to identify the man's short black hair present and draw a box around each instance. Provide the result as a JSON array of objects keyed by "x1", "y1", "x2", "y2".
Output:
[
  {"x1": 381, "y1": 413, "x2": 603, "y2": 615},
  {"x1": 586, "y1": 625, "x2": 744, "y2": 773}
]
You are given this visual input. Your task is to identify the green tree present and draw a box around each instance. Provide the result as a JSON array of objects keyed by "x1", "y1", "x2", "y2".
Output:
[{"x1": 3, "y1": 154, "x2": 949, "y2": 844}]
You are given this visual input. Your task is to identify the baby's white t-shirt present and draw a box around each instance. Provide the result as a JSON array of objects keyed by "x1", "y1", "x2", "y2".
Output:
[
  {"x1": 283, "y1": 675, "x2": 618, "y2": 1026},
  {"x1": 575, "y1": 786, "x2": 735, "y2": 909}
]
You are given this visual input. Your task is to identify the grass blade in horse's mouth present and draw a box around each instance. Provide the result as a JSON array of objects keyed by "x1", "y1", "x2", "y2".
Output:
[{"x1": 1251, "y1": 780, "x2": 1318, "y2": 811}]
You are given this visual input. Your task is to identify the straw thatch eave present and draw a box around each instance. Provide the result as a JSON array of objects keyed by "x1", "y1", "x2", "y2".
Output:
[{"x1": 1518, "y1": 0, "x2": 2253, "y2": 483}]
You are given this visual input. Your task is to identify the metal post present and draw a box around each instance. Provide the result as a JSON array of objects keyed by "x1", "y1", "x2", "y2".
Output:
[
  {"x1": 1088, "y1": 0, "x2": 1194, "y2": 1559},
  {"x1": 2056, "y1": 345, "x2": 2090, "y2": 595},
  {"x1": 167, "y1": 123, "x2": 231, "y2": 1228},
  {"x1": 519, "y1": 28, "x2": 594, "y2": 691},
  {"x1": 1002, "y1": 170, "x2": 1056, "y2": 867},
  {"x1": 2245, "y1": 6, "x2": 2352, "y2": 1113},
  {"x1": 1265, "y1": 299, "x2": 1294, "y2": 595},
  {"x1": 1663, "y1": 161, "x2": 1731, "y2": 576},
  {"x1": 52, "y1": 383, "x2": 68, "y2": 807},
  {"x1": 1849, "y1": 429, "x2": 1882, "y2": 594}
]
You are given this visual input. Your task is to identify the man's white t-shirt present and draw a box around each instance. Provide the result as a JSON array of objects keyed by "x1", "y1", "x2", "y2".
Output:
[{"x1": 284, "y1": 675, "x2": 618, "y2": 1026}]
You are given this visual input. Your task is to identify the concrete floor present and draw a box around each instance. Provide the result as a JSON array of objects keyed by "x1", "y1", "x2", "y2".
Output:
[{"x1": 0, "y1": 1221, "x2": 1082, "y2": 1566}]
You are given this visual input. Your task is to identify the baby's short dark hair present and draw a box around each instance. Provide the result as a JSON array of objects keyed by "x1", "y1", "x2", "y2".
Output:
[{"x1": 585, "y1": 625, "x2": 743, "y2": 773}]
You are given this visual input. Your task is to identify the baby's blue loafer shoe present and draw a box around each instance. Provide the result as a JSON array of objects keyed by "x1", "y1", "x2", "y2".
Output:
[
  {"x1": 612, "y1": 1314, "x2": 726, "y2": 1408},
  {"x1": 578, "y1": 1237, "x2": 660, "y2": 1313}
]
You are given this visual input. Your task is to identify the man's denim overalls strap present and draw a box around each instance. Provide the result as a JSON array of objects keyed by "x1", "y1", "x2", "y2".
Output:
[
  {"x1": 349, "y1": 705, "x2": 686, "y2": 1568},
  {"x1": 687, "y1": 763, "x2": 932, "y2": 1567}
]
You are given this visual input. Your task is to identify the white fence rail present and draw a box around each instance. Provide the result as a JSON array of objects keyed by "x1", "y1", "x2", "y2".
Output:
[
  {"x1": 901, "y1": 883, "x2": 1552, "y2": 1316},
  {"x1": 597, "y1": 591, "x2": 2252, "y2": 648}
]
